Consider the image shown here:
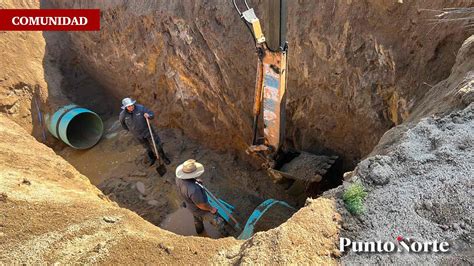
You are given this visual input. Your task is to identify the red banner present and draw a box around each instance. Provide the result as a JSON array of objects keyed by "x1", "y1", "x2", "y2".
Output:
[{"x1": 0, "y1": 9, "x2": 100, "y2": 31}]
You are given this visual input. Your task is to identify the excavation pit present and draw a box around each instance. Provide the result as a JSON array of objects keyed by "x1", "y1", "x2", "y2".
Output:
[
  {"x1": 1, "y1": 0, "x2": 472, "y2": 263},
  {"x1": 58, "y1": 117, "x2": 312, "y2": 239},
  {"x1": 46, "y1": 56, "x2": 343, "y2": 238}
]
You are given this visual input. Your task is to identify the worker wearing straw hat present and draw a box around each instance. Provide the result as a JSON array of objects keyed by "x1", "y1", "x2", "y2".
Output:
[{"x1": 175, "y1": 159, "x2": 225, "y2": 235}]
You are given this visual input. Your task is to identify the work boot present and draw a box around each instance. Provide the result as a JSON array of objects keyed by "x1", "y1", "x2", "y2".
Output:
[
  {"x1": 147, "y1": 151, "x2": 157, "y2": 166},
  {"x1": 163, "y1": 156, "x2": 171, "y2": 165},
  {"x1": 210, "y1": 215, "x2": 225, "y2": 227},
  {"x1": 210, "y1": 215, "x2": 230, "y2": 236},
  {"x1": 157, "y1": 146, "x2": 171, "y2": 165},
  {"x1": 193, "y1": 216, "x2": 205, "y2": 235}
]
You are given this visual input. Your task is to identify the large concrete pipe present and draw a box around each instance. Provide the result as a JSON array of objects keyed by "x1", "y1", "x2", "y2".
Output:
[{"x1": 46, "y1": 104, "x2": 103, "y2": 149}]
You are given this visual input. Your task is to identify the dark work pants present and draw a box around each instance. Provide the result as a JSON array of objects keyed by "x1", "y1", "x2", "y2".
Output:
[
  {"x1": 193, "y1": 213, "x2": 228, "y2": 236},
  {"x1": 193, "y1": 215, "x2": 206, "y2": 234},
  {"x1": 136, "y1": 128, "x2": 167, "y2": 161}
]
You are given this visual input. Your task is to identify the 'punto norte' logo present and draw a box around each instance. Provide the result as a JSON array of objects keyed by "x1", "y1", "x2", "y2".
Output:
[{"x1": 340, "y1": 236, "x2": 450, "y2": 253}]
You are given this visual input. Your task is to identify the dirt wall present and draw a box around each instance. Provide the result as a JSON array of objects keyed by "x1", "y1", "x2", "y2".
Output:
[
  {"x1": 45, "y1": 0, "x2": 472, "y2": 168},
  {"x1": 0, "y1": 1, "x2": 49, "y2": 136},
  {"x1": 0, "y1": 1, "x2": 71, "y2": 143}
]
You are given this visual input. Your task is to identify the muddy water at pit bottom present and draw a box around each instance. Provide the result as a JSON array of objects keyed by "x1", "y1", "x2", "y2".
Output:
[{"x1": 160, "y1": 208, "x2": 221, "y2": 239}]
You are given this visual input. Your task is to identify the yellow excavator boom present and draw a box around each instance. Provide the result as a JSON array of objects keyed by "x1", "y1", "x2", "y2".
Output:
[{"x1": 232, "y1": 0, "x2": 339, "y2": 198}]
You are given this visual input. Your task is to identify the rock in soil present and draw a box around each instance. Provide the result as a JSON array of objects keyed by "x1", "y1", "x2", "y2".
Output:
[
  {"x1": 135, "y1": 182, "x2": 146, "y2": 195},
  {"x1": 103, "y1": 216, "x2": 120, "y2": 223}
]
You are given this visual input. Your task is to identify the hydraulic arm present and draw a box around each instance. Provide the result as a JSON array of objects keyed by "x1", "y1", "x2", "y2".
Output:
[
  {"x1": 233, "y1": 0, "x2": 288, "y2": 166},
  {"x1": 232, "y1": 0, "x2": 339, "y2": 198}
]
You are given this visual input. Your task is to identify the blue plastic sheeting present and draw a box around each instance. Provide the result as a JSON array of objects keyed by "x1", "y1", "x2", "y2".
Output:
[
  {"x1": 238, "y1": 199, "x2": 295, "y2": 240},
  {"x1": 202, "y1": 187, "x2": 242, "y2": 231},
  {"x1": 206, "y1": 194, "x2": 237, "y2": 223},
  {"x1": 200, "y1": 182, "x2": 294, "y2": 239}
]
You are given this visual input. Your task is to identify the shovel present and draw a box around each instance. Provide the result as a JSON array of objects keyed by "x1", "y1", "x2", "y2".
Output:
[{"x1": 145, "y1": 117, "x2": 167, "y2": 176}]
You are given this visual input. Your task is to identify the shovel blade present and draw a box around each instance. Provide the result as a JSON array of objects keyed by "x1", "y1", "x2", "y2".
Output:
[{"x1": 156, "y1": 163, "x2": 167, "y2": 176}]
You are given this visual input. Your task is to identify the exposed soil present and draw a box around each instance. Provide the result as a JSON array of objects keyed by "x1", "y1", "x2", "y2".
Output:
[
  {"x1": 57, "y1": 117, "x2": 299, "y2": 236},
  {"x1": 0, "y1": 0, "x2": 54, "y2": 141},
  {"x1": 0, "y1": 114, "x2": 340, "y2": 264},
  {"x1": 30, "y1": 7, "x2": 305, "y2": 240},
  {"x1": 46, "y1": 0, "x2": 472, "y2": 170},
  {"x1": 1, "y1": 0, "x2": 473, "y2": 264}
]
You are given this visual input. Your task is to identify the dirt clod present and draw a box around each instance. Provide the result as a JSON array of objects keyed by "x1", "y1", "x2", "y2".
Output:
[
  {"x1": 0, "y1": 193, "x2": 7, "y2": 202},
  {"x1": 159, "y1": 243, "x2": 174, "y2": 254},
  {"x1": 93, "y1": 242, "x2": 107, "y2": 253},
  {"x1": 147, "y1": 200, "x2": 159, "y2": 206},
  {"x1": 130, "y1": 171, "x2": 147, "y2": 177},
  {"x1": 103, "y1": 216, "x2": 120, "y2": 223}
]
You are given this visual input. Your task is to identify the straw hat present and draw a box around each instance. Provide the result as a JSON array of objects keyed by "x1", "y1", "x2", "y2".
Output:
[{"x1": 176, "y1": 159, "x2": 205, "y2": 179}]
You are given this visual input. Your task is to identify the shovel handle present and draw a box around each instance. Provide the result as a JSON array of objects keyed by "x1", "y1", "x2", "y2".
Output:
[{"x1": 145, "y1": 117, "x2": 162, "y2": 164}]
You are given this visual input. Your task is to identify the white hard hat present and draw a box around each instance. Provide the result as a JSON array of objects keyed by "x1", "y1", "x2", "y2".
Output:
[{"x1": 121, "y1": 97, "x2": 136, "y2": 109}]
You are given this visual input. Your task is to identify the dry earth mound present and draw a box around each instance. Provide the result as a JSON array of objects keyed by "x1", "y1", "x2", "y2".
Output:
[{"x1": 332, "y1": 35, "x2": 474, "y2": 265}]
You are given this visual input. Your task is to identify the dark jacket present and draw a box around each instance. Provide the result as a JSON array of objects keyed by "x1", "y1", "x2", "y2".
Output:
[{"x1": 119, "y1": 104, "x2": 155, "y2": 138}]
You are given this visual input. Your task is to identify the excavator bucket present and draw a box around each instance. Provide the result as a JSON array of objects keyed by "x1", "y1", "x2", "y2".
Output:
[
  {"x1": 268, "y1": 152, "x2": 339, "y2": 197},
  {"x1": 275, "y1": 152, "x2": 338, "y2": 183}
]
